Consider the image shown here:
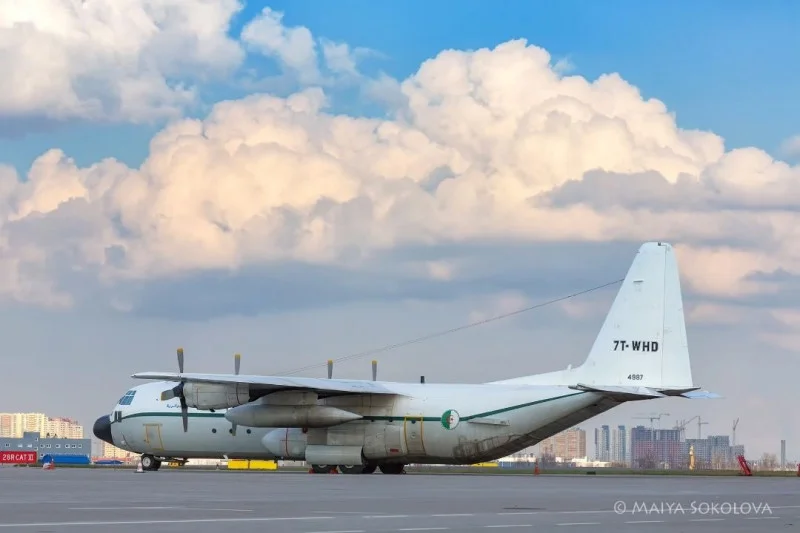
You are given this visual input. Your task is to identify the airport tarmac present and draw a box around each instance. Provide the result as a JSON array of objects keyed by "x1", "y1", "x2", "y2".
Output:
[{"x1": 0, "y1": 468, "x2": 798, "y2": 532}]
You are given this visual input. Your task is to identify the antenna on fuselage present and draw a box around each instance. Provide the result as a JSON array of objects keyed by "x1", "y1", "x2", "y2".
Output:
[
  {"x1": 372, "y1": 360, "x2": 377, "y2": 381},
  {"x1": 327, "y1": 359, "x2": 333, "y2": 379}
]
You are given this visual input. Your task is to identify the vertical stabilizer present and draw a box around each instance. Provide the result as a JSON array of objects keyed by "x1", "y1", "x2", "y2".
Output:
[{"x1": 576, "y1": 242, "x2": 693, "y2": 389}]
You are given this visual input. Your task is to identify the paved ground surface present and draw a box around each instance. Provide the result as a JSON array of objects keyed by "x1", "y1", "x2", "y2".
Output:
[{"x1": 0, "y1": 468, "x2": 798, "y2": 531}]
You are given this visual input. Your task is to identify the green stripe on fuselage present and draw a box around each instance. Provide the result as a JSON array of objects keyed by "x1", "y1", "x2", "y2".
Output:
[{"x1": 364, "y1": 391, "x2": 585, "y2": 422}]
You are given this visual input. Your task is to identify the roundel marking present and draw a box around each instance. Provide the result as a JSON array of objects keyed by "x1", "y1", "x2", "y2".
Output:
[{"x1": 441, "y1": 409, "x2": 460, "y2": 430}]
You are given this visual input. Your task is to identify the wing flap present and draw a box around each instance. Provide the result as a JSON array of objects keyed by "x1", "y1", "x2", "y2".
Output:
[{"x1": 131, "y1": 371, "x2": 400, "y2": 396}]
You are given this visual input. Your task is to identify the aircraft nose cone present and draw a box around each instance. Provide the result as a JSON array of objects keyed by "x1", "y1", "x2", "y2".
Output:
[{"x1": 93, "y1": 416, "x2": 113, "y2": 445}]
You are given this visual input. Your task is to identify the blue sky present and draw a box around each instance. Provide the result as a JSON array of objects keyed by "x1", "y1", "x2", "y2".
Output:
[
  {"x1": 1, "y1": 0, "x2": 799, "y2": 461},
  {"x1": 2, "y1": 0, "x2": 798, "y2": 173}
]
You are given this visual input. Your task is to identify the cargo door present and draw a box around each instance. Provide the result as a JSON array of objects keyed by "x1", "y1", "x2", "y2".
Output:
[
  {"x1": 143, "y1": 424, "x2": 164, "y2": 451},
  {"x1": 403, "y1": 416, "x2": 425, "y2": 456}
]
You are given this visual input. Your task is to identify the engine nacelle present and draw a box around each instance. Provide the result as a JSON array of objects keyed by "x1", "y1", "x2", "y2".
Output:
[
  {"x1": 262, "y1": 428, "x2": 307, "y2": 459},
  {"x1": 182, "y1": 382, "x2": 251, "y2": 410},
  {"x1": 225, "y1": 404, "x2": 362, "y2": 428}
]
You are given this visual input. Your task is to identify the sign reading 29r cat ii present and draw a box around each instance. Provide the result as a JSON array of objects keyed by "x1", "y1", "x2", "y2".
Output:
[{"x1": 613, "y1": 340, "x2": 659, "y2": 352}]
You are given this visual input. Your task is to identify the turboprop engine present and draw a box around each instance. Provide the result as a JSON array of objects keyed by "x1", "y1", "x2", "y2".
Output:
[
  {"x1": 159, "y1": 348, "x2": 255, "y2": 433},
  {"x1": 183, "y1": 382, "x2": 251, "y2": 410},
  {"x1": 225, "y1": 404, "x2": 362, "y2": 428}
]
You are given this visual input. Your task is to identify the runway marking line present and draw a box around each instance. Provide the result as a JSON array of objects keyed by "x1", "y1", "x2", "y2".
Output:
[
  {"x1": 306, "y1": 530, "x2": 365, "y2": 533},
  {"x1": 498, "y1": 510, "x2": 613, "y2": 516},
  {"x1": 0, "y1": 516, "x2": 332, "y2": 528},
  {"x1": 70, "y1": 506, "x2": 253, "y2": 512},
  {"x1": 398, "y1": 528, "x2": 450, "y2": 531},
  {"x1": 556, "y1": 523, "x2": 601, "y2": 526},
  {"x1": 432, "y1": 514, "x2": 474, "y2": 517},
  {"x1": 69, "y1": 507, "x2": 181, "y2": 510},
  {"x1": 485, "y1": 526, "x2": 532, "y2": 528},
  {"x1": 362, "y1": 515, "x2": 409, "y2": 518}
]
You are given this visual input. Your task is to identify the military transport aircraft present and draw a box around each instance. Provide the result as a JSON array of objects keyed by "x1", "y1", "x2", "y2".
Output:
[{"x1": 93, "y1": 241, "x2": 719, "y2": 473}]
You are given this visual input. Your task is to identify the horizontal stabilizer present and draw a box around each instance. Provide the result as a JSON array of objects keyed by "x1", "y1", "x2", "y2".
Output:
[
  {"x1": 654, "y1": 387, "x2": 722, "y2": 399},
  {"x1": 569, "y1": 383, "x2": 666, "y2": 401},
  {"x1": 678, "y1": 389, "x2": 722, "y2": 399},
  {"x1": 570, "y1": 383, "x2": 721, "y2": 401}
]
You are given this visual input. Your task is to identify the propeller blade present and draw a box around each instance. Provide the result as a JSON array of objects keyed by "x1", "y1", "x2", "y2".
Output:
[
  {"x1": 177, "y1": 347, "x2": 184, "y2": 374},
  {"x1": 231, "y1": 353, "x2": 241, "y2": 436},
  {"x1": 372, "y1": 360, "x2": 377, "y2": 381},
  {"x1": 327, "y1": 359, "x2": 333, "y2": 379},
  {"x1": 180, "y1": 396, "x2": 188, "y2": 432}
]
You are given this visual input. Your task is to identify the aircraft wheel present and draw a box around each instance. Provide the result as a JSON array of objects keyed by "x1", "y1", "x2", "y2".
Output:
[
  {"x1": 339, "y1": 464, "x2": 374, "y2": 474},
  {"x1": 140, "y1": 454, "x2": 156, "y2": 471},
  {"x1": 363, "y1": 464, "x2": 377, "y2": 474},
  {"x1": 152, "y1": 459, "x2": 162, "y2": 471},
  {"x1": 311, "y1": 464, "x2": 334, "y2": 474},
  {"x1": 378, "y1": 463, "x2": 405, "y2": 475}
]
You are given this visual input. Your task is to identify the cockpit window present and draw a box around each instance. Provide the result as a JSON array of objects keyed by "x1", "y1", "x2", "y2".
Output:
[{"x1": 118, "y1": 390, "x2": 137, "y2": 406}]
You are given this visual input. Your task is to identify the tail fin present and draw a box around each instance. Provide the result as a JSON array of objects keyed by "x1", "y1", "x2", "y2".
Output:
[{"x1": 576, "y1": 242, "x2": 693, "y2": 390}]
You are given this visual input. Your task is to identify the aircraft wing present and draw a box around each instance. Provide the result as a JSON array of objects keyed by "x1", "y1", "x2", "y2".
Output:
[{"x1": 131, "y1": 371, "x2": 400, "y2": 396}]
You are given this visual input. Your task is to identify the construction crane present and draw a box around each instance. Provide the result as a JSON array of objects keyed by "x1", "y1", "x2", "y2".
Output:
[
  {"x1": 675, "y1": 415, "x2": 699, "y2": 432},
  {"x1": 634, "y1": 413, "x2": 670, "y2": 430},
  {"x1": 697, "y1": 416, "x2": 709, "y2": 439},
  {"x1": 674, "y1": 415, "x2": 709, "y2": 439},
  {"x1": 732, "y1": 418, "x2": 739, "y2": 447}
]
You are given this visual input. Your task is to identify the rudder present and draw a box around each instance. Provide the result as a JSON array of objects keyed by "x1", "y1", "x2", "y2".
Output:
[{"x1": 577, "y1": 242, "x2": 693, "y2": 389}]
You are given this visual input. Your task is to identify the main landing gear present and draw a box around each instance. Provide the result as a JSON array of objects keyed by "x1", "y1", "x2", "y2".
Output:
[
  {"x1": 309, "y1": 463, "x2": 405, "y2": 474},
  {"x1": 139, "y1": 454, "x2": 162, "y2": 471}
]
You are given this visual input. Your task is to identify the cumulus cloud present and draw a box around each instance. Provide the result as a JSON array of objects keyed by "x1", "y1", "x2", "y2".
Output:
[
  {"x1": 1, "y1": 38, "x2": 800, "y2": 326},
  {"x1": 780, "y1": 134, "x2": 800, "y2": 159},
  {"x1": 0, "y1": 0, "x2": 245, "y2": 125},
  {"x1": 239, "y1": 7, "x2": 374, "y2": 89},
  {"x1": 0, "y1": 1, "x2": 381, "y2": 132}
]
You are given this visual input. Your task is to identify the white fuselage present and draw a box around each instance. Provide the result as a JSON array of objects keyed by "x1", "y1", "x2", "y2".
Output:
[
  {"x1": 97, "y1": 242, "x2": 710, "y2": 467},
  {"x1": 100, "y1": 380, "x2": 616, "y2": 464}
]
